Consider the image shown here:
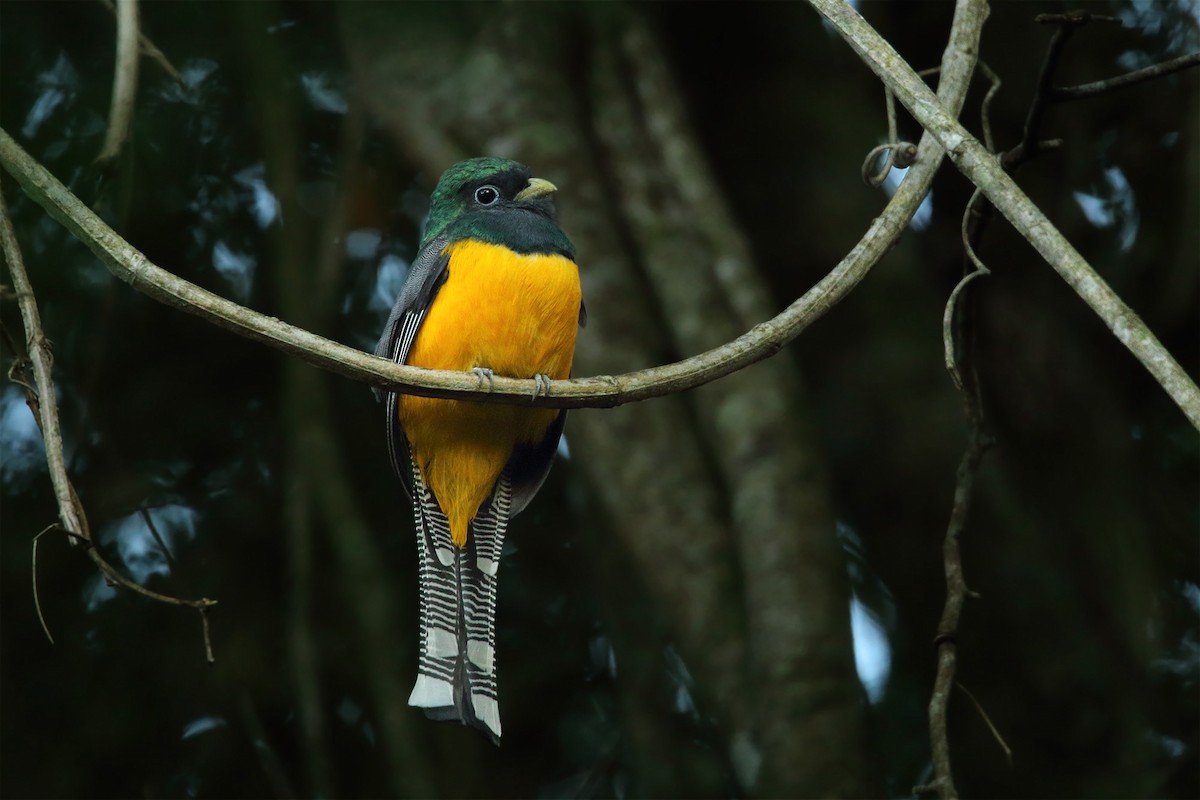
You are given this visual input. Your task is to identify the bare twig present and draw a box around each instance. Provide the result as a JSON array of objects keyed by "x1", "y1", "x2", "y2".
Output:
[
  {"x1": 977, "y1": 63, "x2": 1001, "y2": 154},
  {"x1": 199, "y1": 606, "x2": 214, "y2": 664},
  {"x1": 927, "y1": 27, "x2": 1083, "y2": 795},
  {"x1": 97, "y1": 0, "x2": 182, "y2": 82},
  {"x1": 928, "y1": 11, "x2": 1168, "y2": 795},
  {"x1": 1001, "y1": 12, "x2": 1128, "y2": 168},
  {"x1": 1, "y1": 178, "x2": 218, "y2": 659},
  {"x1": 966, "y1": 46, "x2": 1066, "y2": 273},
  {"x1": 956, "y1": 682, "x2": 1013, "y2": 766},
  {"x1": 861, "y1": 66, "x2": 939, "y2": 187},
  {"x1": 0, "y1": 184, "x2": 87, "y2": 542},
  {"x1": 861, "y1": 87, "x2": 914, "y2": 187},
  {"x1": 861, "y1": 141, "x2": 917, "y2": 188},
  {"x1": 1007, "y1": 14, "x2": 1084, "y2": 167},
  {"x1": 96, "y1": 0, "x2": 141, "y2": 164},
  {"x1": 915, "y1": 422, "x2": 992, "y2": 800},
  {"x1": 925, "y1": 179, "x2": 996, "y2": 799},
  {"x1": 32, "y1": 523, "x2": 59, "y2": 644},
  {"x1": 1033, "y1": 12, "x2": 1121, "y2": 25},
  {"x1": 5, "y1": 355, "x2": 38, "y2": 405},
  {"x1": 139, "y1": 507, "x2": 178, "y2": 570},
  {"x1": 1052, "y1": 52, "x2": 1200, "y2": 101},
  {"x1": 943, "y1": 188, "x2": 991, "y2": 394},
  {"x1": 809, "y1": 0, "x2": 1200, "y2": 431}
]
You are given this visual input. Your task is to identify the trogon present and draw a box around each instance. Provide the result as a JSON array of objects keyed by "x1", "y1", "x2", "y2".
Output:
[{"x1": 374, "y1": 157, "x2": 584, "y2": 744}]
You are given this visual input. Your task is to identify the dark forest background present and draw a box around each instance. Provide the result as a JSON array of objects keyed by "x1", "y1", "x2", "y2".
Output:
[{"x1": 1, "y1": 1, "x2": 1197, "y2": 798}]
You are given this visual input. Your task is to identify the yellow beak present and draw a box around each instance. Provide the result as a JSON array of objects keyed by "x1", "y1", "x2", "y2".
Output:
[{"x1": 514, "y1": 177, "x2": 557, "y2": 201}]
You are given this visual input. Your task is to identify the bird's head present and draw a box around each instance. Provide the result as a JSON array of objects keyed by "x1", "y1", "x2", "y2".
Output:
[{"x1": 422, "y1": 157, "x2": 560, "y2": 249}]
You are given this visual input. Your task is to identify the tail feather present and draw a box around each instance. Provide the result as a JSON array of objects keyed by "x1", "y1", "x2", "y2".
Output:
[{"x1": 408, "y1": 458, "x2": 510, "y2": 744}]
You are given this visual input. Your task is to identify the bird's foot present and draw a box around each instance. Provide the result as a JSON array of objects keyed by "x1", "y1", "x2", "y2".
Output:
[
  {"x1": 531, "y1": 373, "x2": 551, "y2": 401},
  {"x1": 471, "y1": 367, "x2": 495, "y2": 392}
]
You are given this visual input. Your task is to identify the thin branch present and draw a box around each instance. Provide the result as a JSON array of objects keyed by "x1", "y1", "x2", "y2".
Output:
[
  {"x1": 997, "y1": 14, "x2": 1091, "y2": 172},
  {"x1": 0, "y1": 182, "x2": 87, "y2": 543},
  {"x1": 916, "y1": 421, "x2": 992, "y2": 800},
  {"x1": 1052, "y1": 52, "x2": 1200, "y2": 101},
  {"x1": 199, "y1": 606, "x2": 215, "y2": 664},
  {"x1": 1032, "y1": 12, "x2": 1121, "y2": 25},
  {"x1": 32, "y1": 523, "x2": 58, "y2": 645},
  {"x1": 1006, "y1": 12, "x2": 1088, "y2": 167},
  {"x1": 140, "y1": 507, "x2": 178, "y2": 570},
  {"x1": 5, "y1": 354, "x2": 39, "y2": 409},
  {"x1": 809, "y1": 0, "x2": 1200, "y2": 432},
  {"x1": 968, "y1": 39, "x2": 1070, "y2": 271},
  {"x1": 943, "y1": 187, "x2": 991, "y2": 394},
  {"x1": 0, "y1": 125, "x2": 949, "y2": 412},
  {"x1": 97, "y1": 0, "x2": 182, "y2": 82},
  {"x1": 861, "y1": 66, "x2": 938, "y2": 187},
  {"x1": 925, "y1": 180, "x2": 996, "y2": 799},
  {"x1": 977, "y1": 63, "x2": 1001, "y2": 154},
  {"x1": 861, "y1": 141, "x2": 917, "y2": 188},
  {"x1": 96, "y1": 0, "x2": 141, "y2": 164},
  {"x1": 861, "y1": 86, "x2": 915, "y2": 187},
  {"x1": 956, "y1": 682, "x2": 1013, "y2": 767},
  {"x1": 1, "y1": 178, "x2": 218, "y2": 660},
  {"x1": 941, "y1": 267, "x2": 987, "y2": 395}
]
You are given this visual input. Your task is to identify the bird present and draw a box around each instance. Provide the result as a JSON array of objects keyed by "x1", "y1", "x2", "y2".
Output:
[{"x1": 375, "y1": 157, "x2": 584, "y2": 744}]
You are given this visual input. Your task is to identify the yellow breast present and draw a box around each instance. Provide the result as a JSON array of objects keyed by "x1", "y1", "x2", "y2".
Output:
[{"x1": 398, "y1": 239, "x2": 581, "y2": 546}]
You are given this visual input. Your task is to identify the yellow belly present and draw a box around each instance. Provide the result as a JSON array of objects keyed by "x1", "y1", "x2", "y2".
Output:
[{"x1": 398, "y1": 239, "x2": 581, "y2": 546}]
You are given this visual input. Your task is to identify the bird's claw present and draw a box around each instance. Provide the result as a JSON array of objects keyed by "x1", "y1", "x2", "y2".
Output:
[
  {"x1": 471, "y1": 367, "x2": 495, "y2": 392},
  {"x1": 531, "y1": 373, "x2": 551, "y2": 401}
]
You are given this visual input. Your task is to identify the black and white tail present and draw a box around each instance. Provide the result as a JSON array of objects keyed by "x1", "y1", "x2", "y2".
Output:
[{"x1": 407, "y1": 460, "x2": 511, "y2": 744}]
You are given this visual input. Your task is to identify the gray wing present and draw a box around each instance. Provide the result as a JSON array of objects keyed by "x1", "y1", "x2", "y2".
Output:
[
  {"x1": 375, "y1": 235, "x2": 451, "y2": 493},
  {"x1": 374, "y1": 234, "x2": 452, "y2": 367}
]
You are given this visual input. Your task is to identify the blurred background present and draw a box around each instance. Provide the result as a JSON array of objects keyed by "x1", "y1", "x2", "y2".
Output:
[{"x1": 1, "y1": 1, "x2": 1196, "y2": 797}]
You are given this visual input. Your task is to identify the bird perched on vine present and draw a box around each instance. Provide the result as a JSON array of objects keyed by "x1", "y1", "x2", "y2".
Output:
[{"x1": 375, "y1": 157, "x2": 584, "y2": 744}]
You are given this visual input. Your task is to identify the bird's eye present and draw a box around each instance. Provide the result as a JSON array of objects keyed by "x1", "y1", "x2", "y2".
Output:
[{"x1": 474, "y1": 185, "x2": 500, "y2": 205}]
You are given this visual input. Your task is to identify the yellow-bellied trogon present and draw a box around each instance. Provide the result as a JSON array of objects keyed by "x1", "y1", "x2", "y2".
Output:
[{"x1": 375, "y1": 158, "x2": 584, "y2": 744}]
